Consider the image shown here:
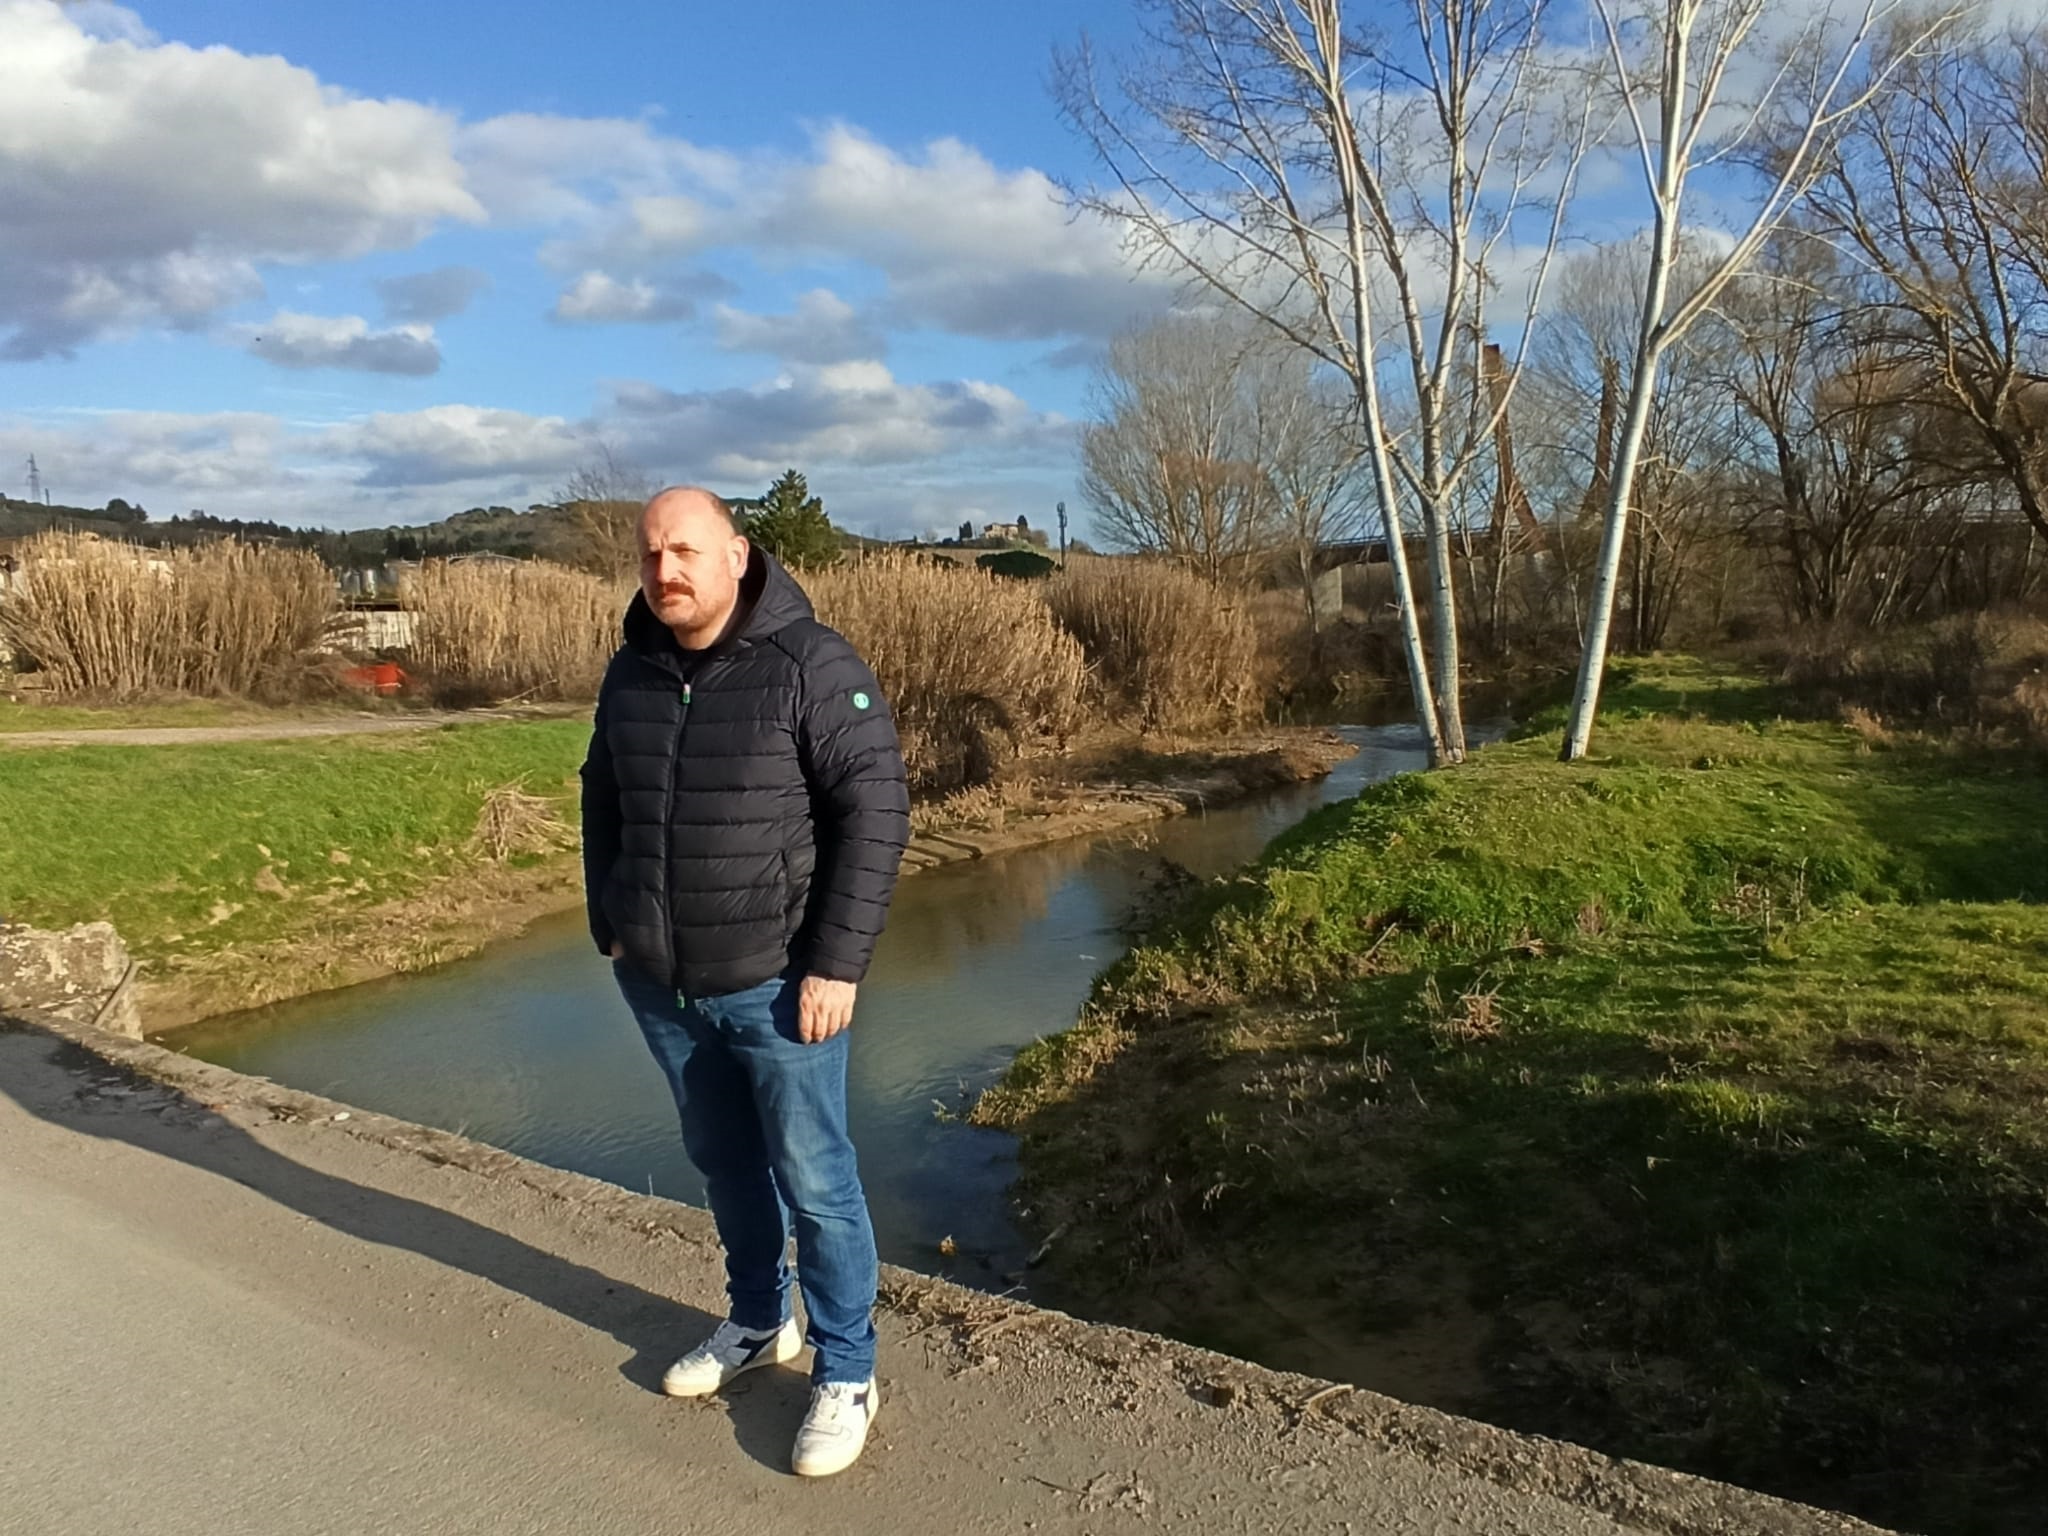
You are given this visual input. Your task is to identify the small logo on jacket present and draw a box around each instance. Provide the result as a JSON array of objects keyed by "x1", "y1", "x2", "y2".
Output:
[{"x1": 852, "y1": 691, "x2": 871, "y2": 710}]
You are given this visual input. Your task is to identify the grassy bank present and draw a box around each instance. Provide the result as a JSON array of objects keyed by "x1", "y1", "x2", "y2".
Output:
[
  {"x1": 0, "y1": 721, "x2": 590, "y2": 1020},
  {"x1": 975, "y1": 658, "x2": 2048, "y2": 1536}
]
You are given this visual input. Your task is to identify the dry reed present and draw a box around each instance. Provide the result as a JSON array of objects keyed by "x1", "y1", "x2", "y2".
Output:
[
  {"x1": 802, "y1": 556, "x2": 1088, "y2": 791},
  {"x1": 0, "y1": 532, "x2": 334, "y2": 698},
  {"x1": 1045, "y1": 561, "x2": 1262, "y2": 733},
  {"x1": 404, "y1": 559, "x2": 625, "y2": 703},
  {"x1": 468, "y1": 783, "x2": 577, "y2": 861}
]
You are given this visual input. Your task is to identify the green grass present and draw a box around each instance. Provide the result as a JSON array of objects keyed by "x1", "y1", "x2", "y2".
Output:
[
  {"x1": 0, "y1": 721, "x2": 587, "y2": 962},
  {"x1": 978, "y1": 657, "x2": 2048, "y2": 1535}
]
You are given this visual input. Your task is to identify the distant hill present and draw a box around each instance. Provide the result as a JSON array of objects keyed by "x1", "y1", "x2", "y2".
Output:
[
  {"x1": 2, "y1": 493, "x2": 899, "y2": 569},
  {"x1": 0, "y1": 497, "x2": 587, "y2": 568}
]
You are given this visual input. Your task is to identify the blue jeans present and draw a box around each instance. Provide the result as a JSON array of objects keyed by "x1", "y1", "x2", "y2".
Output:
[{"x1": 611, "y1": 959, "x2": 878, "y2": 1385}]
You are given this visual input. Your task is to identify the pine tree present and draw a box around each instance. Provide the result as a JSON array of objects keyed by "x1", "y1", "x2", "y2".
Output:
[{"x1": 745, "y1": 469, "x2": 840, "y2": 570}]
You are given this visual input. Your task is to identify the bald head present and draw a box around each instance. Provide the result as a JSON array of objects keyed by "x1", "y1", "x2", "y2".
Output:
[
  {"x1": 642, "y1": 485, "x2": 742, "y2": 539},
  {"x1": 637, "y1": 485, "x2": 750, "y2": 649}
]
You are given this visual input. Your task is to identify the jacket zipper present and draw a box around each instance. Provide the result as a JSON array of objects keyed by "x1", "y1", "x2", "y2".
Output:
[{"x1": 653, "y1": 673, "x2": 693, "y2": 988}]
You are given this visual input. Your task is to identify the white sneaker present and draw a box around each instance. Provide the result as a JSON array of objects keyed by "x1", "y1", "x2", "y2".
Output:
[
  {"x1": 660, "y1": 1317, "x2": 803, "y2": 1398},
  {"x1": 791, "y1": 1378, "x2": 879, "y2": 1477}
]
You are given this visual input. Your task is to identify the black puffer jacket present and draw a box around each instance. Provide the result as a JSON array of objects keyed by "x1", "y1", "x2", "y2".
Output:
[{"x1": 579, "y1": 550, "x2": 910, "y2": 996}]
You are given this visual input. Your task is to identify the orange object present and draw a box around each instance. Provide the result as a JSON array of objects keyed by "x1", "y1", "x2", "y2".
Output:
[{"x1": 342, "y1": 661, "x2": 407, "y2": 695}]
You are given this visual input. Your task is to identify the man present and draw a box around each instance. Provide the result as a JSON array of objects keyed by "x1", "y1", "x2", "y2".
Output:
[{"x1": 580, "y1": 486, "x2": 908, "y2": 1477}]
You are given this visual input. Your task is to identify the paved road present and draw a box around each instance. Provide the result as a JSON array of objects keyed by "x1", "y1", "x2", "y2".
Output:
[{"x1": 0, "y1": 1025, "x2": 1886, "y2": 1536}]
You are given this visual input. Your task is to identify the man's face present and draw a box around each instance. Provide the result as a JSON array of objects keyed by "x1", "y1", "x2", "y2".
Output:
[{"x1": 638, "y1": 494, "x2": 748, "y2": 644}]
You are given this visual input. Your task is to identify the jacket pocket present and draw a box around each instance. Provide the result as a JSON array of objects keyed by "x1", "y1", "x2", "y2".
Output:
[
  {"x1": 779, "y1": 848, "x2": 808, "y2": 939},
  {"x1": 599, "y1": 855, "x2": 627, "y2": 934}
]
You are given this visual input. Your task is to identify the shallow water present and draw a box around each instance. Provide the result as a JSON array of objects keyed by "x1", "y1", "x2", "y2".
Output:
[{"x1": 171, "y1": 724, "x2": 1438, "y2": 1289}]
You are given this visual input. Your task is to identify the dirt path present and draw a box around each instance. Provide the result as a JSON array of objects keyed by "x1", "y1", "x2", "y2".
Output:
[
  {"x1": 0, "y1": 1015, "x2": 1890, "y2": 1536},
  {"x1": 0, "y1": 706, "x2": 587, "y2": 748}
]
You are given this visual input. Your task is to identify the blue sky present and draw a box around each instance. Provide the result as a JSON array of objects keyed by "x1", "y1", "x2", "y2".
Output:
[
  {"x1": 0, "y1": 0, "x2": 1165, "y2": 536},
  {"x1": 1, "y1": 0, "x2": 1930, "y2": 540}
]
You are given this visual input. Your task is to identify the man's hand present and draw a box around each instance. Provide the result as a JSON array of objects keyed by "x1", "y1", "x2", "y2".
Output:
[
  {"x1": 609, "y1": 941, "x2": 624, "y2": 959},
  {"x1": 799, "y1": 975, "x2": 857, "y2": 1044}
]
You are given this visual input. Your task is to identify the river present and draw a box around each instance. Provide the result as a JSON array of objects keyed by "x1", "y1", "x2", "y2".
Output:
[{"x1": 169, "y1": 722, "x2": 1439, "y2": 1293}]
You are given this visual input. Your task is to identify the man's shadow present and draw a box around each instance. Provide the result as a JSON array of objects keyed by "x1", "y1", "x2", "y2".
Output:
[{"x1": 1, "y1": 1021, "x2": 810, "y2": 1475}]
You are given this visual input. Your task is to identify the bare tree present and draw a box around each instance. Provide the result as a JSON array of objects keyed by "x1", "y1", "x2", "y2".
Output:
[
  {"x1": 1528, "y1": 238, "x2": 1752, "y2": 651},
  {"x1": 1057, "y1": 0, "x2": 1586, "y2": 766},
  {"x1": 552, "y1": 445, "x2": 654, "y2": 580},
  {"x1": 1245, "y1": 344, "x2": 1367, "y2": 636},
  {"x1": 1557, "y1": 0, "x2": 1951, "y2": 760},
  {"x1": 1801, "y1": 22, "x2": 2048, "y2": 548},
  {"x1": 1082, "y1": 313, "x2": 1278, "y2": 583},
  {"x1": 1715, "y1": 241, "x2": 1965, "y2": 626}
]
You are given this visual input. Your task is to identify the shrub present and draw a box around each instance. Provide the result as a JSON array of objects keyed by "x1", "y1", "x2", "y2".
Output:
[
  {"x1": 403, "y1": 559, "x2": 624, "y2": 703},
  {"x1": 976, "y1": 548, "x2": 1057, "y2": 581},
  {"x1": 801, "y1": 556, "x2": 1087, "y2": 791},
  {"x1": 0, "y1": 532, "x2": 334, "y2": 698},
  {"x1": 1246, "y1": 588, "x2": 1400, "y2": 706},
  {"x1": 1777, "y1": 611, "x2": 2048, "y2": 743},
  {"x1": 1045, "y1": 561, "x2": 1262, "y2": 733}
]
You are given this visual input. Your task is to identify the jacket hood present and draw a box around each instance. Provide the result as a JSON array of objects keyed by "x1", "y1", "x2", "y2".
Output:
[{"x1": 622, "y1": 546, "x2": 815, "y2": 654}]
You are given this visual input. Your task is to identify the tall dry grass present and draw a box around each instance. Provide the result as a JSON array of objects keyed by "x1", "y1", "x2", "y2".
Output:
[
  {"x1": 0, "y1": 532, "x2": 335, "y2": 698},
  {"x1": 1777, "y1": 610, "x2": 2048, "y2": 749},
  {"x1": 403, "y1": 559, "x2": 626, "y2": 703},
  {"x1": 803, "y1": 556, "x2": 1088, "y2": 791},
  {"x1": 1045, "y1": 561, "x2": 1262, "y2": 733}
]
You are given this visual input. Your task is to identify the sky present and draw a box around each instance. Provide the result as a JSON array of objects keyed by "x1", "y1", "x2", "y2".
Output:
[
  {"x1": 1, "y1": 0, "x2": 1975, "y2": 541},
  {"x1": 0, "y1": 0, "x2": 1170, "y2": 537}
]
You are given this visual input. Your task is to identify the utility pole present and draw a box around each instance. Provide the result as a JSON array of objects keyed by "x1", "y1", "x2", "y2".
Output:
[
  {"x1": 25, "y1": 453, "x2": 41, "y2": 507},
  {"x1": 1056, "y1": 500, "x2": 1068, "y2": 569}
]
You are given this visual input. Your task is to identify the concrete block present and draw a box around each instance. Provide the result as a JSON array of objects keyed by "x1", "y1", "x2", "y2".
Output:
[{"x1": 0, "y1": 921, "x2": 142, "y2": 1037}]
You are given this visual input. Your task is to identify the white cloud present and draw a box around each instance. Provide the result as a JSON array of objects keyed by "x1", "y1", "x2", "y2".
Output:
[
  {"x1": 0, "y1": 411, "x2": 298, "y2": 506},
  {"x1": 61, "y1": 0, "x2": 154, "y2": 43},
  {"x1": 764, "y1": 127, "x2": 1161, "y2": 341},
  {"x1": 320, "y1": 405, "x2": 588, "y2": 488},
  {"x1": 0, "y1": 7, "x2": 1158, "y2": 358},
  {"x1": 234, "y1": 312, "x2": 442, "y2": 376},
  {"x1": 458, "y1": 113, "x2": 739, "y2": 225},
  {"x1": 0, "y1": 0, "x2": 481, "y2": 357},
  {"x1": 514, "y1": 123, "x2": 1167, "y2": 342},
  {"x1": 543, "y1": 194, "x2": 712, "y2": 272},
  {"x1": 604, "y1": 361, "x2": 1071, "y2": 484},
  {"x1": 376, "y1": 265, "x2": 489, "y2": 323},
  {"x1": 550, "y1": 269, "x2": 734, "y2": 324},
  {"x1": 713, "y1": 289, "x2": 884, "y2": 364}
]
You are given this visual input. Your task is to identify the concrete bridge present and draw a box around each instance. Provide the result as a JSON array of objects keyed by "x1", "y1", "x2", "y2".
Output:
[{"x1": 0, "y1": 1008, "x2": 1894, "y2": 1536}]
